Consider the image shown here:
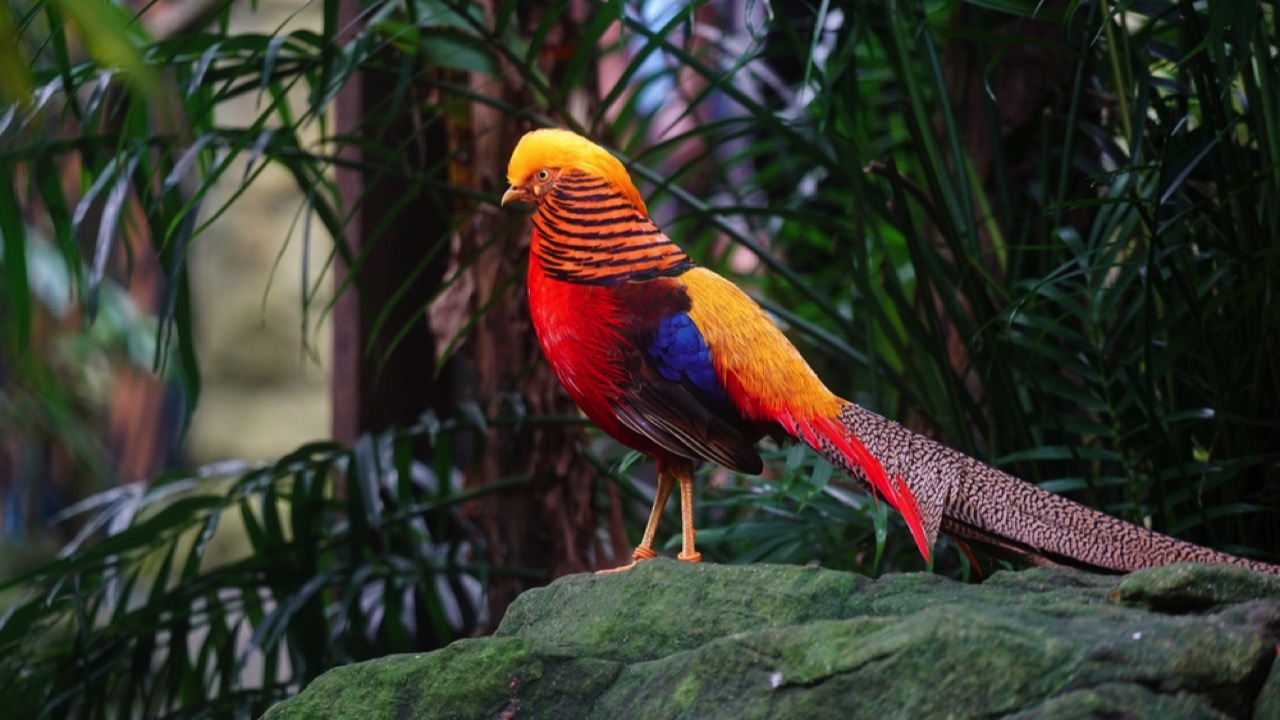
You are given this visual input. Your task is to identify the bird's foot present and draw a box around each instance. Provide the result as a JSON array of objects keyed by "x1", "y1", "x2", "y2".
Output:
[
  {"x1": 595, "y1": 545, "x2": 659, "y2": 574},
  {"x1": 676, "y1": 551, "x2": 702, "y2": 563}
]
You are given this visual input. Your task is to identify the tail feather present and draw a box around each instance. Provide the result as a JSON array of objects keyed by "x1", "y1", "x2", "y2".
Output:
[
  {"x1": 785, "y1": 411, "x2": 932, "y2": 562},
  {"x1": 837, "y1": 403, "x2": 1280, "y2": 576}
]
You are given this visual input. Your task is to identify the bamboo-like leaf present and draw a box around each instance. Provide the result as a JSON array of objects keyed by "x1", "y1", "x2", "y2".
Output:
[{"x1": 0, "y1": 167, "x2": 30, "y2": 345}]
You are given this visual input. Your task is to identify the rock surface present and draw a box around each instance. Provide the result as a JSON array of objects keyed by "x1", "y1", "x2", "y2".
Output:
[{"x1": 263, "y1": 560, "x2": 1280, "y2": 719}]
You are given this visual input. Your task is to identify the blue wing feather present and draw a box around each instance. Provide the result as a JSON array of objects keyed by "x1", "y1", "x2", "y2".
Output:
[
  {"x1": 606, "y1": 280, "x2": 763, "y2": 474},
  {"x1": 647, "y1": 311, "x2": 731, "y2": 407}
]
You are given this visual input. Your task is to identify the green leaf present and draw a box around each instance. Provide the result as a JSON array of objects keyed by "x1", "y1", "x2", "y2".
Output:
[{"x1": 0, "y1": 165, "x2": 30, "y2": 346}]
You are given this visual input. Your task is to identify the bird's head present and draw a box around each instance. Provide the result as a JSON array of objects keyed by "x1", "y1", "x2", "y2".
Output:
[{"x1": 501, "y1": 128, "x2": 648, "y2": 216}]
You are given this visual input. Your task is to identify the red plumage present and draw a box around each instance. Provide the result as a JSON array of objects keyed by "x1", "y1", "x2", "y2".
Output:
[{"x1": 526, "y1": 227, "x2": 662, "y2": 459}]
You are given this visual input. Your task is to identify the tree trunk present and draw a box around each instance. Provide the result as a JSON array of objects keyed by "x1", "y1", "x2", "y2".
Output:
[{"x1": 333, "y1": 0, "x2": 614, "y2": 631}]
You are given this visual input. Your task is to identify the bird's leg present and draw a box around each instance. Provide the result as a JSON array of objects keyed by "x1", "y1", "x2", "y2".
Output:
[
  {"x1": 597, "y1": 466, "x2": 674, "y2": 574},
  {"x1": 634, "y1": 469, "x2": 675, "y2": 562},
  {"x1": 675, "y1": 461, "x2": 702, "y2": 563}
]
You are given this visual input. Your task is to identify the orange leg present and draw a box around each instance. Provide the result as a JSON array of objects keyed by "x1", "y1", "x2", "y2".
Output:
[
  {"x1": 676, "y1": 464, "x2": 701, "y2": 563},
  {"x1": 634, "y1": 470, "x2": 674, "y2": 562},
  {"x1": 597, "y1": 465, "x2": 674, "y2": 574}
]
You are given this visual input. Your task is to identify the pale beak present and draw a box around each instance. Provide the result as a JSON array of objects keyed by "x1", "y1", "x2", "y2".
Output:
[{"x1": 501, "y1": 186, "x2": 521, "y2": 207}]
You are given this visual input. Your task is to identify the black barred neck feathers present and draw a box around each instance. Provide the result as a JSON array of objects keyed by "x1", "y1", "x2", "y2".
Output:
[
  {"x1": 533, "y1": 169, "x2": 694, "y2": 285},
  {"x1": 504, "y1": 128, "x2": 695, "y2": 285}
]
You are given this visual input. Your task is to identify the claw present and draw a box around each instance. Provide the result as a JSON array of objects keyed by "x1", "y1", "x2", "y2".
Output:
[
  {"x1": 595, "y1": 544, "x2": 658, "y2": 574},
  {"x1": 633, "y1": 545, "x2": 658, "y2": 561}
]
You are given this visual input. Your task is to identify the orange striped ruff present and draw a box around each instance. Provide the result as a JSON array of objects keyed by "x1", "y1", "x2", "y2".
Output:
[{"x1": 531, "y1": 171, "x2": 693, "y2": 284}]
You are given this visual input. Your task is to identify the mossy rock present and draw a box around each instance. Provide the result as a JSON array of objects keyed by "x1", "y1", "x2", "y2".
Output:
[{"x1": 262, "y1": 561, "x2": 1280, "y2": 719}]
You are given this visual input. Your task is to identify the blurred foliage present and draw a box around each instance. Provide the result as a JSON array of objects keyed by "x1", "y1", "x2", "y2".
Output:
[
  {"x1": 0, "y1": 415, "x2": 499, "y2": 718},
  {"x1": 1, "y1": 226, "x2": 159, "y2": 546},
  {"x1": 0, "y1": 0, "x2": 1277, "y2": 717}
]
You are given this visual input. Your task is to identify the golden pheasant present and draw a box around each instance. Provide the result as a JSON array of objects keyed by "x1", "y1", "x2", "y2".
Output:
[{"x1": 503, "y1": 127, "x2": 1279, "y2": 577}]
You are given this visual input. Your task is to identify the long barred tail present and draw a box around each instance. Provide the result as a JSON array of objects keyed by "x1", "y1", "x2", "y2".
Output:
[
  {"x1": 836, "y1": 402, "x2": 1280, "y2": 576},
  {"x1": 784, "y1": 411, "x2": 933, "y2": 562}
]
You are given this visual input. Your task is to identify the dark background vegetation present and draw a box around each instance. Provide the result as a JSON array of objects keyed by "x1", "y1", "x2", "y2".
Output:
[{"x1": 1, "y1": 0, "x2": 1277, "y2": 716}]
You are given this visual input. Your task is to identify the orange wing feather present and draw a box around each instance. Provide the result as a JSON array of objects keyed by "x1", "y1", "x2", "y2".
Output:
[{"x1": 681, "y1": 269, "x2": 931, "y2": 560}]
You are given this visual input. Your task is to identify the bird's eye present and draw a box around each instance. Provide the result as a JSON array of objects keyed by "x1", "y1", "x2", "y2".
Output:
[{"x1": 536, "y1": 169, "x2": 551, "y2": 181}]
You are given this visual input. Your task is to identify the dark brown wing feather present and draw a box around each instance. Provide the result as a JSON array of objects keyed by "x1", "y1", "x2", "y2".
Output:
[{"x1": 612, "y1": 372, "x2": 764, "y2": 475}]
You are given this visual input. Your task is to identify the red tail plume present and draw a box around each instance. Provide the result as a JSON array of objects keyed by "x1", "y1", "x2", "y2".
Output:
[{"x1": 789, "y1": 413, "x2": 931, "y2": 562}]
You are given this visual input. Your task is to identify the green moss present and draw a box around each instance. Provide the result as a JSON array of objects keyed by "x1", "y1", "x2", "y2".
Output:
[
  {"x1": 671, "y1": 674, "x2": 699, "y2": 710},
  {"x1": 262, "y1": 638, "x2": 547, "y2": 720},
  {"x1": 494, "y1": 560, "x2": 874, "y2": 663},
  {"x1": 1004, "y1": 684, "x2": 1230, "y2": 720},
  {"x1": 1112, "y1": 562, "x2": 1280, "y2": 612},
  {"x1": 264, "y1": 562, "x2": 1280, "y2": 720}
]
